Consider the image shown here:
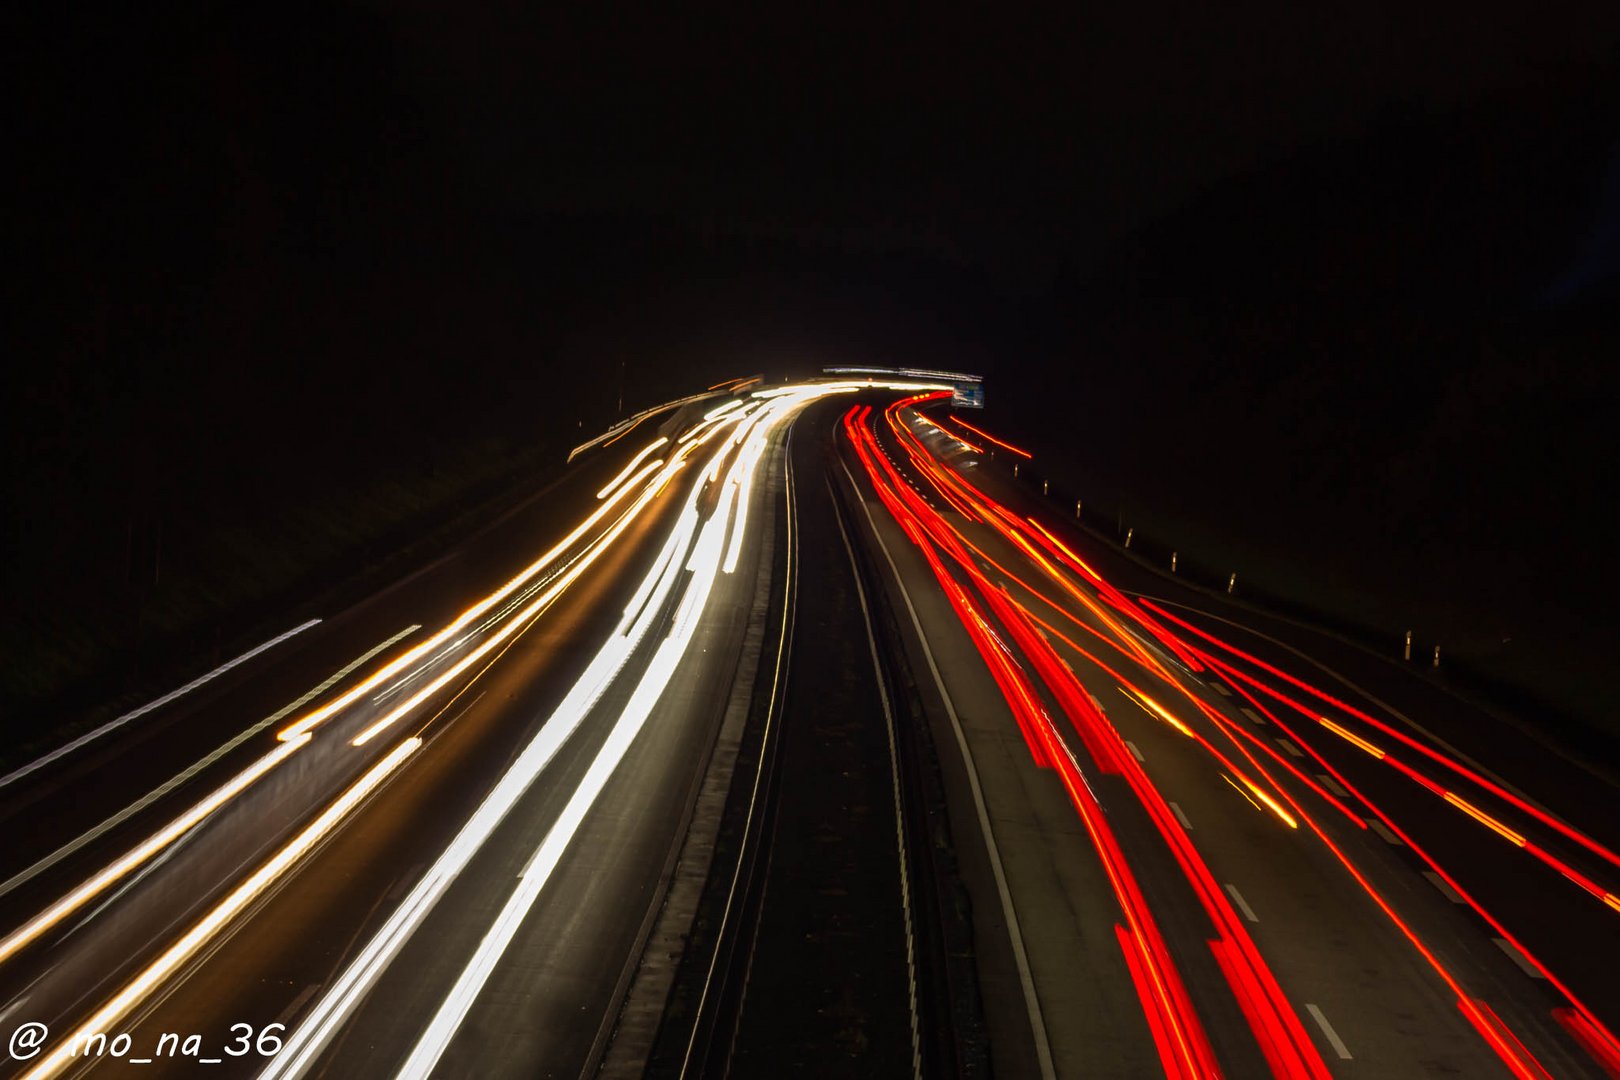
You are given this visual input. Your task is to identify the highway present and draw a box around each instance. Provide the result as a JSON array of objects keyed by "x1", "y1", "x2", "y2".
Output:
[
  {"x1": 1, "y1": 377, "x2": 1616, "y2": 1078},
  {"x1": 829, "y1": 389, "x2": 1620, "y2": 1079}
]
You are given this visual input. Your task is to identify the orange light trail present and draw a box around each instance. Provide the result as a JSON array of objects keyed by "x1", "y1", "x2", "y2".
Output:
[
  {"x1": 1319, "y1": 717, "x2": 1386, "y2": 759},
  {"x1": 849, "y1": 394, "x2": 1582, "y2": 1080},
  {"x1": 1143, "y1": 598, "x2": 1620, "y2": 875},
  {"x1": 1444, "y1": 792, "x2": 1528, "y2": 847}
]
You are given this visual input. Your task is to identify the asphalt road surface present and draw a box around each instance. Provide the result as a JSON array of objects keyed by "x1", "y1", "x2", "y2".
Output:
[{"x1": 2, "y1": 377, "x2": 1616, "y2": 1079}]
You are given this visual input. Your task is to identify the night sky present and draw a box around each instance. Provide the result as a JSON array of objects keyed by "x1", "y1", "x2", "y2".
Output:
[{"x1": 8, "y1": 3, "x2": 1620, "y2": 745}]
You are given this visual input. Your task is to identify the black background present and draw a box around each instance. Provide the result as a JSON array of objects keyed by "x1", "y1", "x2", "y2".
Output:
[{"x1": 8, "y1": 2, "x2": 1620, "y2": 745}]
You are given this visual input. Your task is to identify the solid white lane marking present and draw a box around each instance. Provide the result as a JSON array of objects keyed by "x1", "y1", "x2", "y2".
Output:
[
  {"x1": 1224, "y1": 883, "x2": 1260, "y2": 923},
  {"x1": 1493, "y1": 938, "x2": 1545, "y2": 979},
  {"x1": 1210, "y1": 682, "x2": 1231, "y2": 696},
  {"x1": 1169, "y1": 801, "x2": 1193, "y2": 830},
  {"x1": 1305, "y1": 1003, "x2": 1353, "y2": 1059},
  {"x1": 1365, "y1": 818, "x2": 1404, "y2": 845},
  {"x1": 1239, "y1": 706, "x2": 1266, "y2": 725},
  {"x1": 842, "y1": 456, "x2": 1057, "y2": 1080},
  {"x1": 1274, "y1": 736, "x2": 1305, "y2": 758},
  {"x1": 1125, "y1": 740, "x2": 1146, "y2": 763},
  {"x1": 0, "y1": 624, "x2": 420, "y2": 904},
  {"x1": 0, "y1": 618, "x2": 322, "y2": 790},
  {"x1": 1423, "y1": 871, "x2": 1465, "y2": 904},
  {"x1": 1316, "y1": 774, "x2": 1350, "y2": 798}
]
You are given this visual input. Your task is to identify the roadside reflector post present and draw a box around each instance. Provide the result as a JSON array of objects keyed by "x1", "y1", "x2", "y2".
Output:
[
  {"x1": 1404, "y1": 630, "x2": 1412, "y2": 661},
  {"x1": 1124, "y1": 527, "x2": 1133, "y2": 548},
  {"x1": 1433, "y1": 644, "x2": 1441, "y2": 669},
  {"x1": 1228, "y1": 572, "x2": 1237, "y2": 594},
  {"x1": 1042, "y1": 479, "x2": 1049, "y2": 495},
  {"x1": 1014, "y1": 463, "x2": 1019, "y2": 477},
  {"x1": 1171, "y1": 551, "x2": 1177, "y2": 572},
  {"x1": 1075, "y1": 499, "x2": 1082, "y2": 519}
]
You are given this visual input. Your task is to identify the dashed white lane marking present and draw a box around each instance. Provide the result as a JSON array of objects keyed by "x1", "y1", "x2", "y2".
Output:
[
  {"x1": 1305, "y1": 1003, "x2": 1353, "y2": 1059},
  {"x1": 1239, "y1": 706, "x2": 1267, "y2": 725},
  {"x1": 1274, "y1": 736, "x2": 1305, "y2": 758},
  {"x1": 1224, "y1": 883, "x2": 1260, "y2": 923},
  {"x1": 1366, "y1": 818, "x2": 1404, "y2": 845},
  {"x1": 1423, "y1": 871, "x2": 1466, "y2": 904},
  {"x1": 1169, "y1": 801, "x2": 1193, "y2": 830},
  {"x1": 1210, "y1": 682, "x2": 1231, "y2": 696},
  {"x1": 1493, "y1": 938, "x2": 1546, "y2": 979},
  {"x1": 1316, "y1": 774, "x2": 1350, "y2": 798},
  {"x1": 1125, "y1": 740, "x2": 1146, "y2": 763}
]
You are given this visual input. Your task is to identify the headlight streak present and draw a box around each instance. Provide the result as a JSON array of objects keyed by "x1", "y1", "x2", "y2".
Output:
[
  {"x1": 0, "y1": 625, "x2": 420, "y2": 907},
  {"x1": 397, "y1": 451, "x2": 736, "y2": 1080},
  {"x1": 19, "y1": 737, "x2": 421, "y2": 1080},
  {"x1": 278, "y1": 459, "x2": 664, "y2": 748},
  {"x1": 262, "y1": 383, "x2": 856, "y2": 1079},
  {"x1": 6, "y1": 379, "x2": 921, "y2": 1080},
  {"x1": 258, "y1": 506, "x2": 696, "y2": 1079},
  {"x1": 9, "y1": 445, "x2": 677, "y2": 1048},
  {"x1": 350, "y1": 457, "x2": 677, "y2": 747},
  {"x1": 0, "y1": 735, "x2": 311, "y2": 968},
  {"x1": 702, "y1": 398, "x2": 743, "y2": 421},
  {"x1": 567, "y1": 389, "x2": 723, "y2": 462},
  {"x1": 595, "y1": 436, "x2": 668, "y2": 500},
  {"x1": 277, "y1": 458, "x2": 666, "y2": 744}
]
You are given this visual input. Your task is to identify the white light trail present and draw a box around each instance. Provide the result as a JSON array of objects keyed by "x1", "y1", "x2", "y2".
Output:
[
  {"x1": 397, "y1": 423, "x2": 740, "y2": 1080},
  {"x1": 21, "y1": 737, "x2": 421, "y2": 1080},
  {"x1": 349, "y1": 458, "x2": 675, "y2": 747},
  {"x1": 596, "y1": 437, "x2": 668, "y2": 500},
  {"x1": 264, "y1": 383, "x2": 844, "y2": 1079},
  {"x1": 260, "y1": 470, "x2": 705, "y2": 1080},
  {"x1": 279, "y1": 455, "x2": 664, "y2": 743},
  {"x1": 0, "y1": 735, "x2": 311, "y2": 967},
  {"x1": 0, "y1": 625, "x2": 418, "y2": 904}
]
